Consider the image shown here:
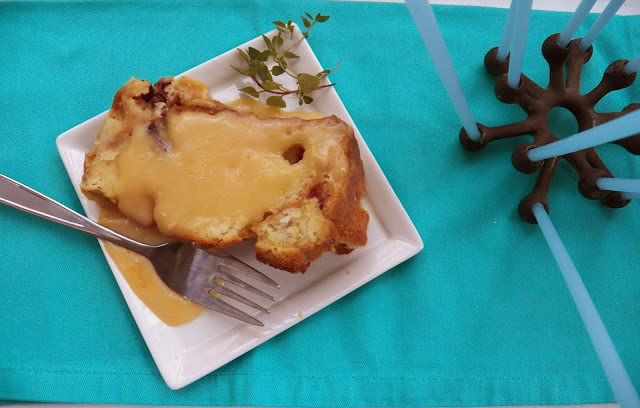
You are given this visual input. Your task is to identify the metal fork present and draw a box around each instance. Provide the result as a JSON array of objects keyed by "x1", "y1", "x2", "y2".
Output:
[{"x1": 0, "y1": 173, "x2": 278, "y2": 326}]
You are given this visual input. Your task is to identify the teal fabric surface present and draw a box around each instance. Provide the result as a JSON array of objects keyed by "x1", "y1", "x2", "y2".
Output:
[{"x1": 0, "y1": 0, "x2": 639, "y2": 405}]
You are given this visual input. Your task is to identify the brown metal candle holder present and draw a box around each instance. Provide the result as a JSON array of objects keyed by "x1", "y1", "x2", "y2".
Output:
[{"x1": 459, "y1": 33, "x2": 640, "y2": 223}]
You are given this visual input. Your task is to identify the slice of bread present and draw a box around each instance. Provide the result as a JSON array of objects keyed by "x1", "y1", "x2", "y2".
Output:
[{"x1": 81, "y1": 76, "x2": 368, "y2": 273}]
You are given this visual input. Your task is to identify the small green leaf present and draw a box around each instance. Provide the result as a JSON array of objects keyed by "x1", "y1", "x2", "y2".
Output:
[
  {"x1": 283, "y1": 51, "x2": 299, "y2": 59},
  {"x1": 305, "y1": 11, "x2": 313, "y2": 19},
  {"x1": 270, "y1": 34, "x2": 281, "y2": 52},
  {"x1": 259, "y1": 50, "x2": 270, "y2": 62},
  {"x1": 248, "y1": 47, "x2": 261, "y2": 60},
  {"x1": 301, "y1": 16, "x2": 311, "y2": 28},
  {"x1": 238, "y1": 87, "x2": 260, "y2": 98},
  {"x1": 316, "y1": 14, "x2": 330, "y2": 22},
  {"x1": 297, "y1": 73, "x2": 320, "y2": 94},
  {"x1": 273, "y1": 20, "x2": 286, "y2": 28},
  {"x1": 231, "y1": 65, "x2": 254, "y2": 77},
  {"x1": 271, "y1": 66, "x2": 285, "y2": 76},
  {"x1": 272, "y1": 35, "x2": 283, "y2": 50},
  {"x1": 236, "y1": 48, "x2": 251, "y2": 64},
  {"x1": 266, "y1": 95, "x2": 286, "y2": 108},
  {"x1": 303, "y1": 95, "x2": 313, "y2": 104},
  {"x1": 262, "y1": 35, "x2": 272, "y2": 50},
  {"x1": 261, "y1": 81, "x2": 282, "y2": 91},
  {"x1": 248, "y1": 59, "x2": 262, "y2": 71},
  {"x1": 257, "y1": 64, "x2": 272, "y2": 81}
]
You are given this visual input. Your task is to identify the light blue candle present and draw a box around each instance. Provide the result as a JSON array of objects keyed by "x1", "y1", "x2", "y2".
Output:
[
  {"x1": 623, "y1": 55, "x2": 640, "y2": 75},
  {"x1": 527, "y1": 109, "x2": 640, "y2": 161},
  {"x1": 558, "y1": 0, "x2": 598, "y2": 47},
  {"x1": 532, "y1": 203, "x2": 640, "y2": 408},
  {"x1": 622, "y1": 192, "x2": 640, "y2": 200},
  {"x1": 507, "y1": 0, "x2": 533, "y2": 88},
  {"x1": 405, "y1": 0, "x2": 481, "y2": 141},
  {"x1": 496, "y1": 1, "x2": 518, "y2": 62},
  {"x1": 579, "y1": 0, "x2": 626, "y2": 52},
  {"x1": 596, "y1": 177, "x2": 640, "y2": 194}
]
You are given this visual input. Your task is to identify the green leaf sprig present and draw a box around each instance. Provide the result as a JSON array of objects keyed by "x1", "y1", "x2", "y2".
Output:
[{"x1": 232, "y1": 12, "x2": 341, "y2": 108}]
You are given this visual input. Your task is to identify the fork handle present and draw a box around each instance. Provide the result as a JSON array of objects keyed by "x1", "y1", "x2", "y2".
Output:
[{"x1": 0, "y1": 173, "x2": 155, "y2": 256}]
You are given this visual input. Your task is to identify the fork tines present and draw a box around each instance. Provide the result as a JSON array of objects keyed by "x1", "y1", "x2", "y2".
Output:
[{"x1": 207, "y1": 255, "x2": 279, "y2": 326}]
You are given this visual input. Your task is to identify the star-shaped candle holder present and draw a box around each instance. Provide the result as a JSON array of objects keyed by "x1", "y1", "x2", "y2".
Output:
[{"x1": 460, "y1": 33, "x2": 640, "y2": 223}]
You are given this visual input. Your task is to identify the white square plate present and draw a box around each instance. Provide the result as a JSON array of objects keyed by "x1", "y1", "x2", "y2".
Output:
[{"x1": 56, "y1": 27, "x2": 423, "y2": 390}]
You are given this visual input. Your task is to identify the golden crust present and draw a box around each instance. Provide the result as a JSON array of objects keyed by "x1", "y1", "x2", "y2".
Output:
[{"x1": 81, "y1": 77, "x2": 368, "y2": 273}]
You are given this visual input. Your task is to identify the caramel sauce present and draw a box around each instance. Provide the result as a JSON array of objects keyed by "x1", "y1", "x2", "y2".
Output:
[
  {"x1": 99, "y1": 205, "x2": 204, "y2": 326},
  {"x1": 98, "y1": 99, "x2": 326, "y2": 326},
  {"x1": 112, "y1": 101, "x2": 342, "y2": 242}
]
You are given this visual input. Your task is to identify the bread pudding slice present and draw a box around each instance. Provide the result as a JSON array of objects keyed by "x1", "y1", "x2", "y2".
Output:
[{"x1": 81, "y1": 76, "x2": 368, "y2": 273}]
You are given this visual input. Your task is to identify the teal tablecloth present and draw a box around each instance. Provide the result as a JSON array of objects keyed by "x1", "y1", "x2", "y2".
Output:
[{"x1": 0, "y1": 1, "x2": 638, "y2": 406}]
